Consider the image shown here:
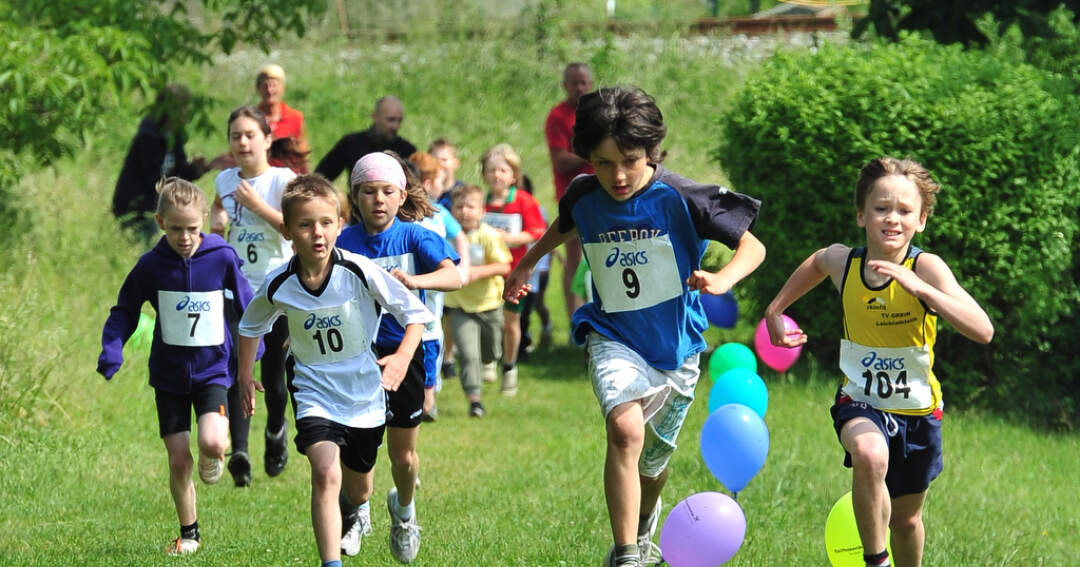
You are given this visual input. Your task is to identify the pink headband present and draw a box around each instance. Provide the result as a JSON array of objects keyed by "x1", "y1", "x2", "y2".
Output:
[{"x1": 351, "y1": 152, "x2": 406, "y2": 191}]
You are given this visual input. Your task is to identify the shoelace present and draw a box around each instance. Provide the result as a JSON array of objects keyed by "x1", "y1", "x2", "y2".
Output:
[
  {"x1": 391, "y1": 518, "x2": 423, "y2": 547},
  {"x1": 640, "y1": 541, "x2": 663, "y2": 565}
]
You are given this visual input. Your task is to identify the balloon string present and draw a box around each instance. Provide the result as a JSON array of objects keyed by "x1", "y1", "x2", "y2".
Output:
[{"x1": 733, "y1": 491, "x2": 739, "y2": 502}]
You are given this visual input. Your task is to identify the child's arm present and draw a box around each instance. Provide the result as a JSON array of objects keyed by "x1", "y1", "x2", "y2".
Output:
[
  {"x1": 764, "y1": 244, "x2": 850, "y2": 347},
  {"x1": 505, "y1": 219, "x2": 577, "y2": 302},
  {"x1": 392, "y1": 259, "x2": 463, "y2": 292},
  {"x1": 687, "y1": 231, "x2": 766, "y2": 295},
  {"x1": 97, "y1": 264, "x2": 149, "y2": 379},
  {"x1": 236, "y1": 335, "x2": 265, "y2": 417},
  {"x1": 470, "y1": 261, "x2": 511, "y2": 281},
  {"x1": 870, "y1": 254, "x2": 994, "y2": 344},
  {"x1": 232, "y1": 179, "x2": 285, "y2": 230},
  {"x1": 452, "y1": 232, "x2": 471, "y2": 285},
  {"x1": 210, "y1": 195, "x2": 229, "y2": 236},
  {"x1": 377, "y1": 323, "x2": 425, "y2": 392}
]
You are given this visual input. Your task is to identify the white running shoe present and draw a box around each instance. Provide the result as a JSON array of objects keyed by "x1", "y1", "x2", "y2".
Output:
[
  {"x1": 500, "y1": 366, "x2": 518, "y2": 397},
  {"x1": 603, "y1": 545, "x2": 642, "y2": 567},
  {"x1": 341, "y1": 505, "x2": 371, "y2": 557},
  {"x1": 481, "y1": 362, "x2": 497, "y2": 383},
  {"x1": 166, "y1": 537, "x2": 200, "y2": 555},
  {"x1": 638, "y1": 496, "x2": 663, "y2": 566},
  {"x1": 198, "y1": 454, "x2": 224, "y2": 485},
  {"x1": 387, "y1": 487, "x2": 421, "y2": 563}
]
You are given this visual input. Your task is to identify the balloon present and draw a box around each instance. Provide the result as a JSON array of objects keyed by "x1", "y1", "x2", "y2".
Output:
[
  {"x1": 129, "y1": 313, "x2": 155, "y2": 351},
  {"x1": 708, "y1": 368, "x2": 768, "y2": 417},
  {"x1": 700, "y1": 290, "x2": 738, "y2": 328},
  {"x1": 660, "y1": 492, "x2": 746, "y2": 567},
  {"x1": 700, "y1": 403, "x2": 769, "y2": 493},
  {"x1": 708, "y1": 342, "x2": 757, "y2": 380},
  {"x1": 825, "y1": 492, "x2": 892, "y2": 567},
  {"x1": 753, "y1": 315, "x2": 802, "y2": 372}
]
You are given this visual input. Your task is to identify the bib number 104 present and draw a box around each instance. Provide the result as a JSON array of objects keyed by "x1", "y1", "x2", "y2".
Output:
[
  {"x1": 862, "y1": 369, "x2": 912, "y2": 399},
  {"x1": 312, "y1": 328, "x2": 344, "y2": 355}
]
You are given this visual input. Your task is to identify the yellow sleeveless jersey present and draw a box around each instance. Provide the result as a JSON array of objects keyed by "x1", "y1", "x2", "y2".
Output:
[{"x1": 838, "y1": 246, "x2": 942, "y2": 415}]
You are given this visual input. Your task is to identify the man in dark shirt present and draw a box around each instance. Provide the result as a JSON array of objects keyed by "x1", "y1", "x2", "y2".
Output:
[{"x1": 315, "y1": 95, "x2": 418, "y2": 182}]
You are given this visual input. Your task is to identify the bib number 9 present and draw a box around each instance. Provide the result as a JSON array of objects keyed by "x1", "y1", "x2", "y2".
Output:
[
  {"x1": 861, "y1": 369, "x2": 912, "y2": 400},
  {"x1": 622, "y1": 268, "x2": 640, "y2": 298}
]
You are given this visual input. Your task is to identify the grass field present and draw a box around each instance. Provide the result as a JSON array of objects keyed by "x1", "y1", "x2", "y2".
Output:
[{"x1": 0, "y1": 26, "x2": 1076, "y2": 567}]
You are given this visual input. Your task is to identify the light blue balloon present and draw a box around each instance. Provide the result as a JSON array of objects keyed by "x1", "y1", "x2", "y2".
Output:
[
  {"x1": 708, "y1": 368, "x2": 768, "y2": 418},
  {"x1": 700, "y1": 403, "x2": 770, "y2": 494}
]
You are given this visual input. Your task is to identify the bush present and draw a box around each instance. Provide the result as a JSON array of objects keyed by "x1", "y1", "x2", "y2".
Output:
[{"x1": 716, "y1": 36, "x2": 1080, "y2": 430}]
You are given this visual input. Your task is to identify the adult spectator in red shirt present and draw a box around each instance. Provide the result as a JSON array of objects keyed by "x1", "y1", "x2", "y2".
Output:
[
  {"x1": 255, "y1": 63, "x2": 310, "y2": 173},
  {"x1": 544, "y1": 62, "x2": 594, "y2": 320}
]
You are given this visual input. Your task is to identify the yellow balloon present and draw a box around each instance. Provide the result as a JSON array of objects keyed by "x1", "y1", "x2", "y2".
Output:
[{"x1": 825, "y1": 492, "x2": 892, "y2": 567}]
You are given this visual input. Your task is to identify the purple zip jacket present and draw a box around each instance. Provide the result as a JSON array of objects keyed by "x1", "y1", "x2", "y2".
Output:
[{"x1": 98, "y1": 233, "x2": 257, "y2": 394}]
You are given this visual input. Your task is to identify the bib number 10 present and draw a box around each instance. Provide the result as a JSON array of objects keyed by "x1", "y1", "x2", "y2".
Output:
[
  {"x1": 312, "y1": 328, "x2": 344, "y2": 355},
  {"x1": 861, "y1": 369, "x2": 911, "y2": 399}
]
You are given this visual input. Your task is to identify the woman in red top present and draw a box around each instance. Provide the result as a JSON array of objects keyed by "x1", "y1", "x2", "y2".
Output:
[{"x1": 256, "y1": 64, "x2": 310, "y2": 173}]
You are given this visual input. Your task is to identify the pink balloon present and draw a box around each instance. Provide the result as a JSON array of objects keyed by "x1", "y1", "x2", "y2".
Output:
[{"x1": 753, "y1": 315, "x2": 802, "y2": 372}]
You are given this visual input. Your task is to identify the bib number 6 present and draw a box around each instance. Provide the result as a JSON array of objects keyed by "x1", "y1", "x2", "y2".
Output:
[{"x1": 247, "y1": 243, "x2": 258, "y2": 264}]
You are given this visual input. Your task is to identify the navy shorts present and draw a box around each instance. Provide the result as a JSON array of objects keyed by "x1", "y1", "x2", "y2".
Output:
[
  {"x1": 154, "y1": 385, "x2": 229, "y2": 438},
  {"x1": 831, "y1": 392, "x2": 943, "y2": 498},
  {"x1": 422, "y1": 339, "x2": 440, "y2": 389},
  {"x1": 294, "y1": 416, "x2": 385, "y2": 473},
  {"x1": 374, "y1": 342, "x2": 426, "y2": 428}
]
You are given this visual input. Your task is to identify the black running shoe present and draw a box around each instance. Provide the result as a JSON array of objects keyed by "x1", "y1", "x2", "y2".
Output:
[
  {"x1": 227, "y1": 450, "x2": 252, "y2": 487},
  {"x1": 264, "y1": 423, "x2": 288, "y2": 477}
]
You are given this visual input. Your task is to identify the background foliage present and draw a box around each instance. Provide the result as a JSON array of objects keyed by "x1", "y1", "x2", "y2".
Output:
[{"x1": 717, "y1": 35, "x2": 1080, "y2": 429}]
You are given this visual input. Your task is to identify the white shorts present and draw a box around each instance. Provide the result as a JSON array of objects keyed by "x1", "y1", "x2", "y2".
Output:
[{"x1": 587, "y1": 332, "x2": 700, "y2": 477}]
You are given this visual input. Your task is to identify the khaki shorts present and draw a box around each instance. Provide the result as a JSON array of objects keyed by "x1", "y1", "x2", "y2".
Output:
[{"x1": 587, "y1": 332, "x2": 700, "y2": 477}]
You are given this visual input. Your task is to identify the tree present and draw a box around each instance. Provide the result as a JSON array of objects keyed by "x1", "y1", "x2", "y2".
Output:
[
  {"x1": 854, "y1": 0, "x2": 1080, "y2": 45},
  {"x1": 0, "y1": 0, "x2": 327, "y2": 188}
]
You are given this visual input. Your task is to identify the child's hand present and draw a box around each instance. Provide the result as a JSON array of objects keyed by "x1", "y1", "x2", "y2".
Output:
[
  {"x1": 390, "y1": 269, "x2": 418, "y2": 290},
  {"x1": 686, "y1": 270, "x2": 733, "y2": 295},
  {"x1": 233, "y1": 179, "x2": 265, "y2": 211},
  {"x1": 503, "y1": 266, "x2": 533, "y2": 304},
  {"x1": 238, "y1": 374, "x2": 265, "y2": 418},
  {"x1": 377, "y1": 352, "x2": 410, "y2": 391},
  {"x1": 867, "y1": 260, "x2": 929, "y2": 297},
  {"x1": 765, "y1": 313, "x2": 808, "y2": 347}
]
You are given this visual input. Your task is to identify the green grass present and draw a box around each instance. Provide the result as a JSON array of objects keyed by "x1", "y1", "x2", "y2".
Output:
[{"x1": 1, "y1": 29, "x2": 1077, "y2": 567}]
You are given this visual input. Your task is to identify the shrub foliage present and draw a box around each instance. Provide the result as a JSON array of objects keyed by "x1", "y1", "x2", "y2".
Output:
[{"x1": 717, "y1": 36, "x2": 1080, "y2": 429}]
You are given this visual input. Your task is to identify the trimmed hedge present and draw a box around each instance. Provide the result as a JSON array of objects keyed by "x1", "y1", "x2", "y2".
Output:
[{"x1": 716, "y1": 36, "x2": 1080, "y2": 429}]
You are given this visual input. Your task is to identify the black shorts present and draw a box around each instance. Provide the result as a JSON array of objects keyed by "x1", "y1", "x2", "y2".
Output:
[
  {"x1": 294, "y1": 416, "x2": 384, "y2": 473},
  {"x1": 155, "y1": 385, "x2": 229, "y2": 438},
  {"x1": 373, "y1": 342, "x2": 427, "y2": 429},
  {"x1": 831, "y1": 392, "x2": 944, "y2": 497}
]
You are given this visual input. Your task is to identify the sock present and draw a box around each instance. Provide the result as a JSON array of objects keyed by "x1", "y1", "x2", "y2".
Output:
[
  {"x1": 322, "y1": 561, "x2": 343, "y2": 567},
  {"x1": 613, "y1": 543, "x2": 640, "y2": 565},
  {"x1": 502, "y1": 362, "x2": 516, "y2": 373},
  {"x1": 339, "y1": 491, "x2": 360, "y2": 522},
  {"x1": 180, "y1": 521, "x2": 200, "y2": 542},
  {"x1": 392, "y1": 491, "x2": 415, "y2": 521},
  {"x1": 865, "y1": 549, "x2": 890, "y2": 566}
]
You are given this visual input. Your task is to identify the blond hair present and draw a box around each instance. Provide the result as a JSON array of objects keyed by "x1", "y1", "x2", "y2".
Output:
[
  {"x1": 480, "y1": 143, "x2": 523, "y2": 188},
  {"x1": 155, "y1": 177, "x2": 207, "y2": 216}
]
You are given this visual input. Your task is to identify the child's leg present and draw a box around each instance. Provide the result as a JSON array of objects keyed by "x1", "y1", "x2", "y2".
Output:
[
  {"x1": 450, "y1": 309, "x2": 483, "y2": 402},
  {"x1": 262, "y1": 317, "x2": 291, "y2": 435},
  {"x1": 889, "y1": 491, "x2": 927, "y2": 567},
  {"x1": 386, "y1": 426, "x2": 421, "y2": 510},
  {"x1": 306, "y1": 441, "x2": 344, "y2": 562},
  {"x1": 502, "y1": 309, "x2": 522, "y2": 366},
  {"x1": 195, "y1": 410, "x2": 230, "y2": 464},
  {"x1": 605, "y1": 401, "x2": 646, "y2": 546},
  {"x1": 840, "y1": 418, "x2": 892, "y2": 560},
  {"x1": 163, "y1": 432, "x2": 197, "y2": 526}
]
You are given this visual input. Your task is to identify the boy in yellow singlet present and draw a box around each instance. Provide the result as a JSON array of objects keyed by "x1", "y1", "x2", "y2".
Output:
[{"x1": 763, "y1": 157, "x2": 994, "y2": 567}]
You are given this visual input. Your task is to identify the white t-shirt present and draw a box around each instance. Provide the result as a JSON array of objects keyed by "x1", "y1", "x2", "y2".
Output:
[
  {"x1": 239, "y1": 249, "x2": 434, "y2": 428},
  {"x1": 215, "y1": 167, "x2": 296, "y2": 289}
]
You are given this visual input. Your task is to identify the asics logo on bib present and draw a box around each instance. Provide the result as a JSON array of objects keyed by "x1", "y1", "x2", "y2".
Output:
[
  {"x1": 860, "y1": 351, "x2": 905, "y2": 371},
  {"x1": 233, "y1": 229, "x2": 265, "y2": 243},
  {"x1": 175, "y1": 296, "x2": 212, "y2": 312},
  {"x1": 604, "y1": 247, "x2": 649, "y2": 268},
  {"x1": 304, "y1": 312, "x2": 342, "y2": 330}
]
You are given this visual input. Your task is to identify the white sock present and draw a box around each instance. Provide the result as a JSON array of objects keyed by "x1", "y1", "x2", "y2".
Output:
[{"x1": 392, "y1": 492, "x2": 415, "y2": 521}]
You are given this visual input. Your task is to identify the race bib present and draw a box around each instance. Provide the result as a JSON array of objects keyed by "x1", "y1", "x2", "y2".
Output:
[
  {"x1": 483, "y1": 212, "x2": 522, "y2": 234},
  {"x1": 839, "y1": 339, "x2": 935, "y2": 413},
  {"x1": 583, "y1": 235, "x2": 682, "y2": 313},
  {"x1": 157, "y1": 290, "x2": 225, "y2": 347},
  {"x1": 371, "y1": 253, "x2": 420, "y2": 300},
  {"x1": 287, "y1": 301, "x2": 370, "y2": 365},
  {"x1": 229, "y1": 227, "x2": 286, "y2": 276}
]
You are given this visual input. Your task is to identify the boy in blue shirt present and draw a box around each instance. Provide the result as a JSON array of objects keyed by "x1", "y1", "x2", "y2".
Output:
[{"x1": 505, "y1": 86, "x2": 766, "y2": 567}]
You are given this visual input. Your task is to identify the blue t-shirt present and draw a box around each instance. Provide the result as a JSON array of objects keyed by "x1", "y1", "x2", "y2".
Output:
[
  {"x1": 558, "y1": 165, "x2": 760, "y2": 370},
  {"x1": 338, "y1": 220, "x2": 459, "y2": 348}
]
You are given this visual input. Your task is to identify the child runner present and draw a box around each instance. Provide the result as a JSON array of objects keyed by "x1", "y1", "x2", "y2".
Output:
[
  {"x1": 409, "y1": 151, "x2": 472, "y2": 421},
  {"x1": 429, "y1": 138, "x2": 465, "y2": 210},
  {"x1": 504, "y1": 86, "x2": 765, "y2": 567},
  {"x1": 212, "y1": 105, "x2": 297, "y2": 486},
  {"x1": 481, "y1": 143, "x2": 546, "y2": 395},
  {"x1": 236, "y1": 175, "x2": 433, "y2": 567},
  {"x1": 763, "y1": 157, "x2": 993, "y2": 567},
  {"x1": 336, "y1": 152, "x2": 462, "y2": 563},
  {"x1": 445, "y1": 184, "x2": 513, "y2": 417},
  {"x1": 98, "y1": 178, "x2": 254, "y2": 556}
]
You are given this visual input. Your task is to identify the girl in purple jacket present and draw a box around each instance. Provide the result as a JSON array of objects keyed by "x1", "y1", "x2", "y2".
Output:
[{"x1": 97, "y1": 177, "x2": 256, "y2": 556}]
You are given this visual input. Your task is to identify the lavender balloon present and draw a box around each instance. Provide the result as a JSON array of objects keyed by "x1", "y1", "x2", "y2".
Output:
[{"x1": 660, "y1": 492, "x2": 747, "y2": 567}]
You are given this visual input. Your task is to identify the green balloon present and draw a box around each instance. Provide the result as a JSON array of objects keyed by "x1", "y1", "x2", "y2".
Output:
[
  {"x1": 129, "y1": 313, "x2": 155, "y2": 351},
  {"x1": 708, "y1": 342, "x2": 757, "y2": 381}
]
